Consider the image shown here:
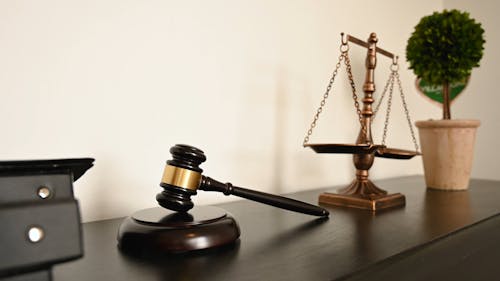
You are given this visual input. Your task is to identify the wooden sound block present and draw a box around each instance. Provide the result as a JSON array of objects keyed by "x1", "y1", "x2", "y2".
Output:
[
  {"x1": 319, "y1": 192, "x2": 405, "y2": 211},
  {"x1": 117, "y1": 206, "x2": 240, "y2": 254}
]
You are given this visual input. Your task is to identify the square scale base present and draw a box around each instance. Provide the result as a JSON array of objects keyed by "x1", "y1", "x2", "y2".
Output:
[{"x1": 319, "y1": 192, "x2": 405, "y2": 211}]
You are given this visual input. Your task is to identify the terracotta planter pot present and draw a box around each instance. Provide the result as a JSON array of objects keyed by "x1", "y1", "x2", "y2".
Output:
[{"x1": 415, "y1": 119, "x2": 480, "y2": 190}]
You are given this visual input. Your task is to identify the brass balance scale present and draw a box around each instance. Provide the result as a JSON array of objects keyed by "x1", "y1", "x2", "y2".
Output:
[{"x1": 303, "y1": 32, "x2": 420, "y2": 211}]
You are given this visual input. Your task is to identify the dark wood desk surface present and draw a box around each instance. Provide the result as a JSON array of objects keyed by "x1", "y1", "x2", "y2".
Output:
[{"x1": 53, "y1": 176, "x2": 500, "y2": 281}]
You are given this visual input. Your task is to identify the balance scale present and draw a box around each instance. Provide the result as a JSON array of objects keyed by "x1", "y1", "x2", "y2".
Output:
[{"x1": 303, "y1": 32, "x2": 420, "y2": 211}]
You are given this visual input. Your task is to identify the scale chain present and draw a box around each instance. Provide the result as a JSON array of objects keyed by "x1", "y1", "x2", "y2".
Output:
[
  {"x1": 378, "y1": 61, "x2": 420, "y2": 152},
  {"x1": 343, "y1": 52, "x2": 369, "y2": 141},
  {"x1": 395, "y1": 71, "x2": 420, "y2": 152},
  {"x1": 302, "y1": 41, "x2": 368, "y2": 146},
  {"x1": 381, "y1": 72, "x2": 395, "y2": 146},
  {"x1": 302, "y1": 52, "x2": 345, "y2": 146},
  {"x1": 372, "y1": 70, "x2": 394, "y2": 119}
]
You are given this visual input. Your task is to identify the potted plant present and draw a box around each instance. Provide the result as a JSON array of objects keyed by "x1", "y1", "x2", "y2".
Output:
[{"x1": 406, "y1": 9, "x2": 485, "y2": 190}]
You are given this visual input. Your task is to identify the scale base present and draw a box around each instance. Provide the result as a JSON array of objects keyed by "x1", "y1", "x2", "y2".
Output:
[
  {"x1": 117, "y1": 206, "x2": 240, "y2": 254},
  {"x1": 319, "y1": 192, "x2": 405, "y2": 211},
  {"x1": 319, "y1": 179, "x2": 405, "y2": 211}
]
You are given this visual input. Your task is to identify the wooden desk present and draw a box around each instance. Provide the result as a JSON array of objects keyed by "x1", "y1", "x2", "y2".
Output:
[{"x1": 53, "y1": 176, "x2": 500, "y2": 280}]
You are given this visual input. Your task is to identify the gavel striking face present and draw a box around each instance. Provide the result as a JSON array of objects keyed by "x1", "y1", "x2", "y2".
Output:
[{"x1": 157, "y1": 144, "x2": 329, "y2": 217}]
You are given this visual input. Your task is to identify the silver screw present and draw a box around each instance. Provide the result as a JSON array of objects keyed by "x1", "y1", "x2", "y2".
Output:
[
  {"x1": 27, "y1": 226, "x2": 45, "y2": 243},
  {"x1": 37, "y1": 186, "x2": 52, "y2": 199}
]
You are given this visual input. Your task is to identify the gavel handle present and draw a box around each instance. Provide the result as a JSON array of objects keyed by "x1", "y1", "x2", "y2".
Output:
[{"x1": 199, "y1": 176, "x2": 329, "y2": 217}]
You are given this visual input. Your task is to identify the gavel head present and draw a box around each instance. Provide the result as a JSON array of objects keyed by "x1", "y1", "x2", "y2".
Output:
[{"x1": 156, "y1": 144, "x2": 206, "y2": 212}]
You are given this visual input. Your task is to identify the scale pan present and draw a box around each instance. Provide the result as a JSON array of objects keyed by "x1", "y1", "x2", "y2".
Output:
[
  {"x1": 375, "y1": 147, "x2": 420, "y2": 159},
  {"x1": 305, "y1": 143, "x2": 381, "y2": 154}
]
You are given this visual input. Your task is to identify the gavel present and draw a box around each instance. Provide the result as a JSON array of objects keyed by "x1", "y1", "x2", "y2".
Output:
[{"x1": 156, "y1": 144, "x2": 329, "y2": 217}]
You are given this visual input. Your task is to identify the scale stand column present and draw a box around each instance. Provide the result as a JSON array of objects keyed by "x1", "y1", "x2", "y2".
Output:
[{"x1": 319, "y1": 33, "x2": 405, "y2": 211}]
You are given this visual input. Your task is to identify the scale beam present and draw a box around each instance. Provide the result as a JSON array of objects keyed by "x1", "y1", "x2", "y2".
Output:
[{"x1": 345, "y1": 34, "x2": 395, "y2": 59}]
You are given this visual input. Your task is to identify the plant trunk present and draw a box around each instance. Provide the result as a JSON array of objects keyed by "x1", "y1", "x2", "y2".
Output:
[{"x1": 443, "y1": 81, "x2": 451, "y2": 120}]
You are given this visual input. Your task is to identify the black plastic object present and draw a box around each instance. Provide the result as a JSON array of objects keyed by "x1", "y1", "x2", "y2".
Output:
[
  {"x1": 0, "y1": 158, "x2": 94, "y2": 181},
  {"x1": 0, "y1": 158, "x2": 94, "y2": 281}
]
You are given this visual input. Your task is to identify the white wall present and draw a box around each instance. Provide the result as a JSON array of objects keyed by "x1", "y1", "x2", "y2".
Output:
[
  {"x1": 0, "y1": 0, "x2": 458, "y2": 222},
  {"x1": 442, "y1": 0, "x2": 500, "y2": 181}
]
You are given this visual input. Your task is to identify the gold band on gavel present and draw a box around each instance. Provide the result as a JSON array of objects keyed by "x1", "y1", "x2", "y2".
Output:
[{"x1": 161, "y1": 165, "x2": 202, "y2": 190}]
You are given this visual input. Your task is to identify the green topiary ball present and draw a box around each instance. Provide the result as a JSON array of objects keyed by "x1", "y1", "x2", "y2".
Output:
[{"x1": 406, "y1": 9, "x2": 485, "y2": 86}]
